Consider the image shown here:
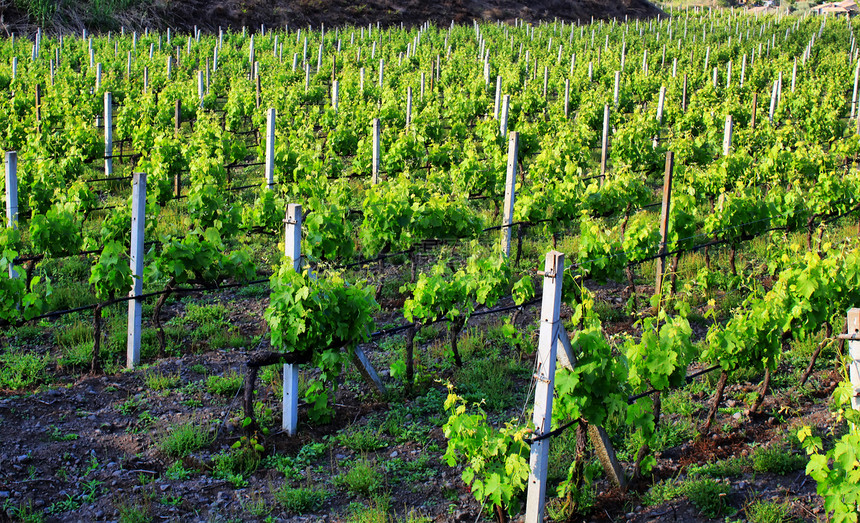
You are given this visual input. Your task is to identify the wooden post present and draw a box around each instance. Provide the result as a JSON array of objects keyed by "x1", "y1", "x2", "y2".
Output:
[
  {"x1": 283, "y1": 203, "x2": 302, "y2": 436},
  {"x1": 5, "y1": 152, "x2": 17, "y2": 279},
  {"x1": 654, "y1": 152, "x2": 674, "y2": 295},
  {"x1": 266, "y1": 108, "x2": 276, "y2": 189},
  {"x1": 104, "y1": 92, "x2": 113, "y2": 178},
  {"x1": 500, "y1": 94, "x2": 510, "y2": 139},
  {"x1": 127, "y1": 172, "x2": 147, "y2": 369},
  {"x1": 717, "y1": 110, "x2": 732, "y2": 156},
  {"x1": 501, "y1": 132, "x2": 519, "y2": 258},
  {"x1": 525, "y1": 251, "x2": 565, "y2": 523},
  {"x1": 601, "y1": 104, "x2": 610, "y2": 178}
]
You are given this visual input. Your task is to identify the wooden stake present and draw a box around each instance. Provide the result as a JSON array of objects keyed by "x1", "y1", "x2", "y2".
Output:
[{"x1": 654, "y1": 152, "x2": 674, "y2": 295}]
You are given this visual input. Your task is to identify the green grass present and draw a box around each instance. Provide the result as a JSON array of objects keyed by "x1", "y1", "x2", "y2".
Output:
[
  {"x1": 643, "y1": 477, "x2": 732, "y2": 518},
  {"x1": 0, "y1": 351, "x2": 49, "y2": 389},
  {"x1": 752, "y1": 445, "x2": 806, "y2": 475},
  {"x1": 206, "y1": 370, "x2": 243, "y2": 396},
  {"x1": 453, "y1": 357, "x2": 527, "y2": 411},
  {"x1": 157, "y1": 421, "x2": 212, "y2": 458},
  {"x1": 334, "y1": 459, "x2": 383, "y2": 496},
  {"x1": 746, "y1": 499, "x2": 795, "y2": 523},
  {"x1": 274, "y1": 485, "x2": 331, "y2": 514},
  {"x1": 336, "y1": 425, "x2": 388, "y2": 452},
  {"x1": 144, "y1": 370, "x2": 181, "y2": 391},
  {"x1": 686, "y1": 455, "x2": 750, "y2": 478}
]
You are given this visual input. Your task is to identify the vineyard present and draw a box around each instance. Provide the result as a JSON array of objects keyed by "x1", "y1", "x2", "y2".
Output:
[{"x1": 1, "y1": 5, "x2": 860, "y2": 523}]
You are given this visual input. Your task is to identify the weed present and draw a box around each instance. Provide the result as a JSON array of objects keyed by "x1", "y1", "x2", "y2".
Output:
[
  {"x1": 687, "y1": 455, "x2": 750, "y2": 478},
  {"x1": 117, "y1": 396, "x2": 145, "y2": 417},
  {"x1": 157, "y1": 421, "x2": 212, "y2": 458},
  {"x1": 685, "y1": 478, "x2": 731, "y2": 518},
  {"x1": 0, "y1": 351, "x2": 48, "y2": 389},
  {"x1": 241, "y1": 492, "x2": 271, "y2": 517},
  {"x1": 144, "y1": 370, "x2": 181, "y2": 391},
  {"x1": 453, "y1": 357, "x2": 526, "y2": 411},
  {"x1": 189, "y1": 364, "x2": 207, "y2": 374},
  {"x1": 164, "y1": 461, "x2": 193, "y2": 480},
  {"x1": 746, "y1": 499, "x2": 794, "y2": 523},
  {"x1": 116, "y1": 497, "x2": 151, "y2": 523},
  {"x1": 274, "y1": 484, "x2": 330, "y2": 514},
  {"x1": 57, "y1": 342, "x2": 93, "y2": 369},
  {"x1": 206, "y1": 370, "x2": 243, "y2": 396},
  {"x1": 344, "y1": 494, "x2": 392, "y2": 522},
  {"x1": 752, "y1": 446, "x2": 806, "y2": 475},
  {"x1": 334, "y1": 459, "x2": 382, "y2": 496},
  {"x1": 336, "y1": 425, "x2": 388, "y2": 452},
  {"x1": 47, "y1": 425, "x2": 79, "y2": 442},
  {"x1": 212, "y1": 446, "x2": 261, "y2": 480}
]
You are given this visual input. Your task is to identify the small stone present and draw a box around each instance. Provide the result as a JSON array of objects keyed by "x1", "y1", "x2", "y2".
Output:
[
  {"x1": 390, "y1": 451, "x2": 399, "y2": 458},
  {"x1": 335, "y1": 453, "x2": 347, "y2": 460},
  {"x1": 0, "y1": 491, "x2": 9, "y2": 499},
  {"x1": 34, "y1": 499, "x2": 44, "y2": 508},
  {"x1": 15, "y1": 454, "x2": 28, "y2": 463},
  {"x1": 726, "y1": 400, "x2": 736, "y2": 407},
  {"x1": 94, "y1": 510, "x2": 104, "y2": 519},
  {"x1": 160, "y1": 484, "x2": 169, "y2": 492},
  {"x1": 732, "y1": 412, "x2": 742, "y2": 420}
]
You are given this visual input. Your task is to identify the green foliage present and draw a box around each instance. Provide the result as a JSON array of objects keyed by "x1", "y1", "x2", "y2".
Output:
[
  {"x1": 89, "y1": 241, "x2": 132, "y2": 301},
  {"x1": 265, "y1": 264, "x2": 377, "y2": 424},
  {"x1": 799, "y1": 382, "x2": 860, "y2": 523},
  {"x1": 442, "y1": 388, "x2": 530, "y2": 517},
  {"x1": 336, "y1": 426, "x2": 388, "y2": 452}
]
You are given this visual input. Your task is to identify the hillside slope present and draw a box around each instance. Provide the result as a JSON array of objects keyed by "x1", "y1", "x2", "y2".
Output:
[{"x1": 0, "y1": 0, "x2": 663, "y2": 35}]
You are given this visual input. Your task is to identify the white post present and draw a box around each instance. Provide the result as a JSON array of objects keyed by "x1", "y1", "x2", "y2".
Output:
[
  {"x1": 96, "y1": 62, "x2": 102, "y2": 91},
  {"x1": 740, "y1": 54, "x2": 747, "y2": 88},
  {"x1": 283, "y1": 203, "x2": 302, "y2": 436},
  {"x1": 791, "y1": 58, "x2": 797, "y2": 93},
  {"x1": 332, "y1": 80, "x2": 339, "y2": 113},
  {"x1": 104, "y1": 92, "x2": 113, "y2": 177},
  {"x1": 524, "y1": 251, "x2": 565, "y2": 523},
  {"x1": 406, "y1": 86, "x2": 412, "y2": 129},
  {"x1": 379, "y1": 58, "x2": 384, "y2": 88},
  {"x1": 723, "y1": 114, "x2": 733, "y2": 156},
  {"x1": 601, "y1": 104, "x2": 610, "y2": 177},
  {"x1": 266, "y1": 108, "x2": 276, "y2": 188},
  {"x1": 372, "y1": 118, "x2": 381, "y2": 184},
  {"x1": 501, "y1": 132, "x2": 519, "y2": 258},
  {"x1": 500, "y1": 94, "x2": 510, "y2": 139},
  {"x1": 494, "y1": 75, "x2": 502, "y2": 119},
  {"x1": 852, "y1": 61, "x2": 860, "y2": 119},
  {"x1": 769, "y1": 78, "x2": 778, "y2": 124},
  {"x1": 4, "y1": 152, "x2": 17, "y2": 279},
  {"x1": 127, "y1": 173, "x2": 147, "y2": 369},
  {"x1": 613, "y1": 70, "x2": 620, "y2": 107},
  {"x1": 564, "y1": 79, "x2": 570, "y2": 119},
  {"x1": 198, "y1": 70, "x2": 204, "y2": 107}
]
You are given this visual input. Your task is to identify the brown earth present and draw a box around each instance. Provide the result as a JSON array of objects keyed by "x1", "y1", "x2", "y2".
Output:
[{"x1": 0, "y1": 0, "x2": 663, "y2": 35}]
